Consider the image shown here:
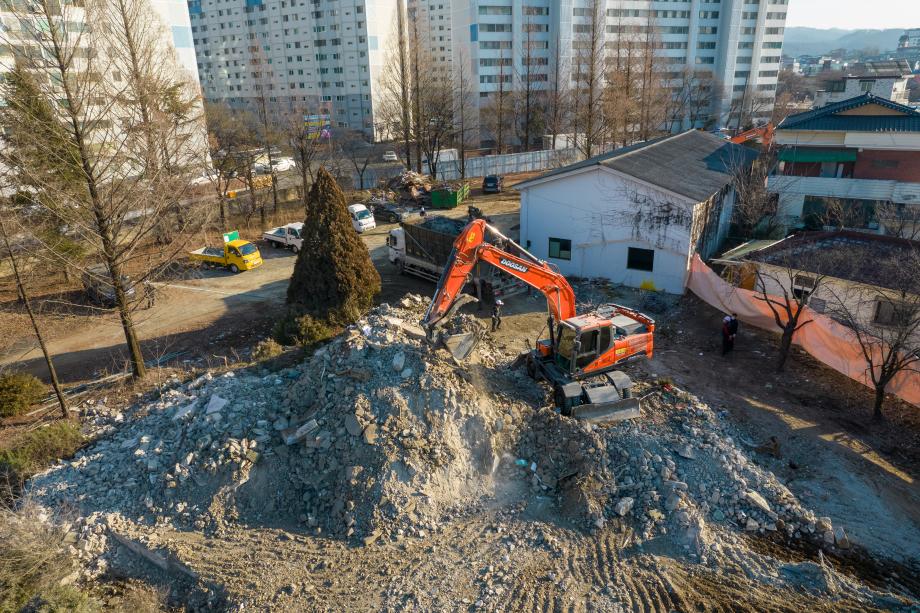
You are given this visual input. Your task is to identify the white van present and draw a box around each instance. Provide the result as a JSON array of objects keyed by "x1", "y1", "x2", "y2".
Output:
[{"x1": 347, "y1": 203, "x2": 376, "y2": 233}]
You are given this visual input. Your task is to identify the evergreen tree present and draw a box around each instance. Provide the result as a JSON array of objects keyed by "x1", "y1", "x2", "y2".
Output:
[{"x1": 286, "y1": 167, "x2": 380, "y2": 328}]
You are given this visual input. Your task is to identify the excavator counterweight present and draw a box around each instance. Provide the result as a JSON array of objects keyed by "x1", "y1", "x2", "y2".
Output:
[{"x1": 422, "y1": 219, "x2": 655, "y2": 423}]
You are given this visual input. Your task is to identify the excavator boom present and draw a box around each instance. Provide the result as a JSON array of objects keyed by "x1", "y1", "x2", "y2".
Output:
[{"x1": 422, "y1": 219, "x2": 576, "y2": 330}]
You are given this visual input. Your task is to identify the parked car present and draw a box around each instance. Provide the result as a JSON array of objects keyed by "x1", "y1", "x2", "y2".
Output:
[
  {"x1": 190, "y1": 171, "x2": 217, "y2": 187},
  {"x1": 482, "y1": 174, "x2": 503, "y2": 193},
  {"x1": 371, "y1": 201, "x2": 413, "y2": 224},
  {"x1": 347, "y1": 203, "x2": 377, "y2": 233},
  {"x1": 270, "y1": 157, "x2": 296, "y2": 173},
  {"x1": 382, "y1": 150, "x2": 399, "y2": 162},
  {"x1": 81, "y1": 264, "x2": 136, "y2": 306}
]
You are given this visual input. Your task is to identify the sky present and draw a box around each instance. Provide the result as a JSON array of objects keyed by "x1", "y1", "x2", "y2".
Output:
[{"x1": 785, "y1": 0, "x2": 905, "y2": 30}]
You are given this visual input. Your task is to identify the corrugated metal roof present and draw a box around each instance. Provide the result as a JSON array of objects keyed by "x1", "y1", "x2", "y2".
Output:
[
  {"x1": 716, "y1": 239, "x2": 784, "y2": 262},
  {"x1": 778, "y1": 93, "x2": 920, "y2": 133},
  {"x1": 516, "y1": 130, "x2": 758, "y2": 202}
]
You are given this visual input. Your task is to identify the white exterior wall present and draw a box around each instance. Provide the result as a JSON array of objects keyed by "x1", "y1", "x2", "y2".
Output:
[
  {"x1": 519, "y1": 167, "x2": 701, "y2": 294},
  {"x1": 814, "y1": 76, "x2": 912, "y2": 108},
  {"x1": 449, "y1": 0, "x2": 787, "y2": 135}
]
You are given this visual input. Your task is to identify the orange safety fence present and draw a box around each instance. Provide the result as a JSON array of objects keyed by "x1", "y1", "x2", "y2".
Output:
[{"x1": 686, "y1": 255, "x2": 920, "y2": 407}]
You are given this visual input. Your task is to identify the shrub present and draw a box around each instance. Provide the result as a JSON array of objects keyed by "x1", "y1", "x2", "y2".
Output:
[
  {"x1": 252, "y1": 338, "x2": 283, "y2": 361},
  {"x1": 273, "y1": 311, "x2": 335, "y2": 347},
  {"x1": 0, "y1": 373, "x2": 46, "y2": 418},
  {"x1": 0, "y1": 504, "x2": 99, "y2": 612},
  {"x1": 0, "y1": 421, "x2": 82, "y2": 486}
]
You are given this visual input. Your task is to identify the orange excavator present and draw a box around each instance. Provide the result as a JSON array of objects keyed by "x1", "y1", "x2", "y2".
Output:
[{"x1": 422, "y1": 219, "x2": 656, "y2": 423}]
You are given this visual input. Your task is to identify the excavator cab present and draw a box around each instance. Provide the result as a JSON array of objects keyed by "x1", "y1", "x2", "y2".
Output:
[{"x1": 553, "y1": 321, "x2": 615, "y2": 376}]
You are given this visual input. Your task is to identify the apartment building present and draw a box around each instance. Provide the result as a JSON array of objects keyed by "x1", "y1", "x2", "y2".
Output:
[
  {"x1": 409, "y1": 1, "x2": 454, "y2": 78},
  {"x1": 450, "y1": 0, "x2": 787, "y2": 138},
  {"x1": 188, "y1": 0, "x2": 399, "y2": 137}
]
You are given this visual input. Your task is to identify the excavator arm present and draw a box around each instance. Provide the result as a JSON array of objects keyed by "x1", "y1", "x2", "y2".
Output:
[{"x1": 422, "y1": 219, "x2": 576, "y2": 330}]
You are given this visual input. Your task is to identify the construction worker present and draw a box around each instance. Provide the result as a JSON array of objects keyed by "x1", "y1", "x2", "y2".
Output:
[
  {"x1": 491, "y1": 299, "x2": 503, "y2": 332},
  {"x1": 419, "y1": 205, "x2": 426, "y2": 218},
  {"x1": 721, "y1": 315, "x2": 734, "y2": 356}
]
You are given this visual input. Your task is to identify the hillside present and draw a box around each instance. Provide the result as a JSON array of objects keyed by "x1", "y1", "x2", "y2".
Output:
[{"x1": 784, "y1": 27, "x2": 905, "y2": 57}]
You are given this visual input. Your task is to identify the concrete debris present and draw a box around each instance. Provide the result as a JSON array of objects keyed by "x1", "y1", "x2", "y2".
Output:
[{"x1": 24, "y1": 293, "x2": 864, "y2": 599}]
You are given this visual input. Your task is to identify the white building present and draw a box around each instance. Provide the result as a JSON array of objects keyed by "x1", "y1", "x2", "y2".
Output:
[
  {"x1": 409, "y1": 0, "x2": 454, "y2": 78},
  {"x1": 814, "y1": 60, "x2": 913, "y2": 108},
  {"x1": 449, "y1": 0, "x2": 788, "y2": 136},
  {"x1": 515, "y1": 130, "x2": 756, "y2": 294},
  {"x1": 187, "y1": 0, "x2": 399, "y2": 137}
]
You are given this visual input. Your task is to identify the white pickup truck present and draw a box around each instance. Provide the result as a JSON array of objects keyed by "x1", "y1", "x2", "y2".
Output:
[{"x1": 262, "y1": 222, "x2": 303, "y2": 253}]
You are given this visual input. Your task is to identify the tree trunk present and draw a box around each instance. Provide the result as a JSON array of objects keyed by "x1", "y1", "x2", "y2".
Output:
[
  {"x1": 872, "y1": 385, "x2": 886, "y2": 421},
  {"x1": 776, "y1": 326, "x2": 794, "y2": 372},
  {"x1": 300, "y1": 165, "x2": 310, "y2": 215},
  {"x1": 1, "y1": 216, "x2": 68, "y2": 417}
]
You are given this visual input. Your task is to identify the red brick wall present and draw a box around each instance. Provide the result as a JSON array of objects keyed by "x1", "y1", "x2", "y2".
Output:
[{"x1": 854, "y1": 150, "x2": 920, "y2": 181}]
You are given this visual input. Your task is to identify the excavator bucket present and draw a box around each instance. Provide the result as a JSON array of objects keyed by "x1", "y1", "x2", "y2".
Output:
[
  {"x1": 440, "y1": 330, "x2": 480, "y2": 361},
  {"x1": 571, "y1": 397, "x2": 641, "y2": 425},
  {"x1": 425, "y1": 294, "x2": 481, "y2": 361}
]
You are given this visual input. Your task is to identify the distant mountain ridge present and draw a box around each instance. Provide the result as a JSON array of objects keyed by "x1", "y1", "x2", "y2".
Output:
[{"x1": 783, "y1": 27, "x2": 905, "y2": 57}]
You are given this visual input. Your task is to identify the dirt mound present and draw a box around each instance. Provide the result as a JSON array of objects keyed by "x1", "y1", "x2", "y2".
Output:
[{"x1": 23, "y1": 296, "x2": 915, "y2": 609}]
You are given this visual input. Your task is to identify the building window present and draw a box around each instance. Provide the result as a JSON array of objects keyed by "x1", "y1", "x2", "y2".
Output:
[
  {"x1": 873, "y1": 299, "x2": 910, "y2": 326},
  {"x1": 859, "y1": 79, "x2": 875, "y2": 92},
  {"x1": 871, "y1": 159, "x2": 899, "y2": 169},
  {"x1": 627, "y1": 247, "x2": 654, "y2": 272},
  {"x1": 792, "y1": 274, "x2": 815, "y2": 301},
  {"x1": 548, "y1": 237, "x2": 572, "y2": 260}
]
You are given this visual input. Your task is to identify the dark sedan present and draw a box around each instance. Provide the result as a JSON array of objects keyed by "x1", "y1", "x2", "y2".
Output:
[
  {"x1": 371, "y1": 201, "x2": 413, "y2": 224},
  {"x1": 482, "y1": 174, "x2": 503, "y2": 193}
]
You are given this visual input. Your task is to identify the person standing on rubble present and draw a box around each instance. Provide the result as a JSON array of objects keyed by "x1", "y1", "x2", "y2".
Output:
[
  {"x1": 491, "y1": 299, "x2": 503, "y2": 332},
  {"x1": 721, "y1": 315, "x2": 734, "y2": 356},
  {"x1": 729, "y1": 313, "x2": 739, "y2": 346}
]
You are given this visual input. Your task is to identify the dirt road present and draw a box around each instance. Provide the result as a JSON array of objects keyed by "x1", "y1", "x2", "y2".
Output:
[{"x1": 1, "y1": 190, "x2": 523, "y2": 382}]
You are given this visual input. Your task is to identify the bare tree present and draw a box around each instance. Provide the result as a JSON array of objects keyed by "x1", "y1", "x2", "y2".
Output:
[
  {"x1": 282, "y1": 106, "x2": 328, "y2": 215},
  {"x1": 514, "y1": 14, "x2": 545, "y2": 151},
  {"x1": 0, "y1": 210, "x2": 67, "y2": 417},
  {"x1": 453, "y1": 47, "x2": 478, "y2": 177},
  {"x1": 825, "y1": 249, "x2": 920, "y2": 420},
  {"x1": 877, "y1": 202, "x2": 920, "y2": 241},
  {"x1": 670, "y1": 68, "x2": 720, "y2": 131},
  {"x1": 748, "y1": 249, "x2": 836, "y2": 371},
  {"x1": 338, "y1": 130, "x2": 374, "y2": 190},
  {"x1": 572, "y1": 0, "x2": 607, "y2": 156},
  {"x1": 730, "y1": 150, "x2": 781, "y2": 238},
  {"x1": 205, "y1": 102, "x2": 249, "y2": 230},
  {"x1": 545, "y1": 27, "x2": 570, "y2": 150},
  {"x1": 0, "y1": 0, "x2": 208, "y2": 379},
  {"x1": 481, "y1": 47, "x2": 512, "y2": 153}
]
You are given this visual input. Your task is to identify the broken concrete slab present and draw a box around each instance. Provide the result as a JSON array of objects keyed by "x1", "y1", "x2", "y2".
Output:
[
  {"x1": 283, "y1": 419, "x2": 319, "y2": 445},
  {"x1": 205, "y1": 395, "x2": 228, "y2": 415}
]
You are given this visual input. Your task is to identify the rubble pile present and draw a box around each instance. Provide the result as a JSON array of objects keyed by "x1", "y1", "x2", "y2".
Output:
[
  {"x1": 28, "y1": 294, "x2": 853, "y2": 579},
  {"x1": 385, "y1": 171, "x2": 433, "y2": 205}
]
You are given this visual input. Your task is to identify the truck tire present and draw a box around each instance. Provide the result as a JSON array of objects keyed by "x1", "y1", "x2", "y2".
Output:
[
  {"x1": 388, "y1": 212, "x2": 398, "y2": 223},
  {"x1": 292, "y1": 245, "x2": 300, "y2": 254},
  {"x1": 229, "y1": 264, "x2": 239, "y2": 273}
]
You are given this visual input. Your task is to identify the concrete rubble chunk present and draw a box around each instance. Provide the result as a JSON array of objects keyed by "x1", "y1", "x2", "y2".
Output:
[
  {"x1": 834, "y1": 526, "x2": 850, "y2": 549},
  {"x1": 744, "y1": 490, "x2": 772, "y2": 514},
  {"x1": 362, "y1": 424, "x2": 379, "y2": 445},
  {"x1": 344, "y1": 414, "x2": 363, "y2": 437},
  {"x1": 615, "y1": 497, "x2": 635, "y2": 516},
  {"x1": 392, "y1": 352, "x2": 406, "y2": 373},
  {"x1": 172, "y1": 403, "x2": 197, "y2": 421},
  {"x1": 205, "y1": 395, "x2": 228, "y2": 415},
  {"x1": 283, "y1": 419, "x2": 319, "y2": 445},
  {"x1": 676, "y1": 444, "x2": 697, "y2": 460}
]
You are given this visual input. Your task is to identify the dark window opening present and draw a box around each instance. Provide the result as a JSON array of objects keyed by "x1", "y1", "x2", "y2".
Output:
[
  {"x1": 627, "y1": 247, "x2": 654, "y2": 272},
  {"x1": 548, "y1": 237, "x2": 572, "y2": 260}
]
